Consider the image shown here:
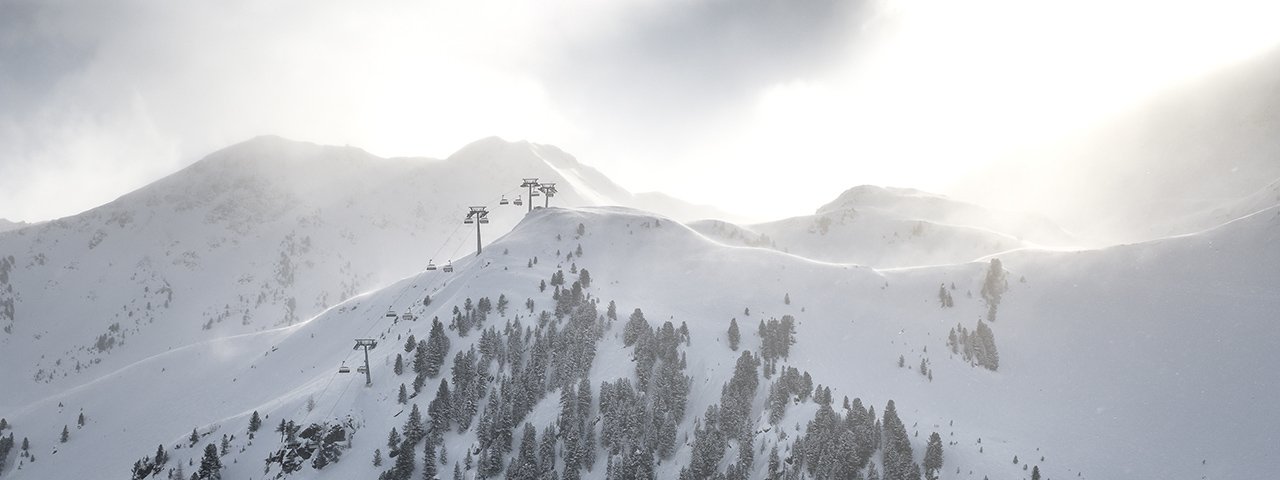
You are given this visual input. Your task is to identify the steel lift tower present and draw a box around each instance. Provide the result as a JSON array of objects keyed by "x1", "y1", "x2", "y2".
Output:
[
  {"x1": 464, "y1": 206, "x2": 490, "y2": 256},
  {"x1": 353, "y1": 338, "x2": 377, "y2": 386}
]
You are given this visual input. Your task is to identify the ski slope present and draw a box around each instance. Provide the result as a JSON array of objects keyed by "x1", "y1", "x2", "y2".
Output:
[{"x1": 3, "y1": 205, "x2": 1276, "y2": 479}]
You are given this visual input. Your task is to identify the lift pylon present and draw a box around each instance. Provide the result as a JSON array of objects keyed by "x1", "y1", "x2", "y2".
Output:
[
  {"x1": 465, "y1": 206, "x2": 490, "y2": 256},
  {"x1": 538, "y1": 182, "x2": 558, "y2": 208},
  {"x1": 353, "y1": 338, "x2": 377, "y2": 386},
  {"x1": 520, "y1": 178, "x2": 540, "y2": 213}
]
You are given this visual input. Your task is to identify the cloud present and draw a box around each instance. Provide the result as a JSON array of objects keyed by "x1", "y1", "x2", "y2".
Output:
[{"x1": 1, "y1": 0, "x2": 1278, "y2": 225}]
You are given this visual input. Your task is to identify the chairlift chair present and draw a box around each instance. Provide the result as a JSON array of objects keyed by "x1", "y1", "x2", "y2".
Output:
[
  {"x1": 499, "y1": 196, "x2": 509, "y2": 205},
  {"x1": 425, "y1": 260, "x2": 438, "y2": 271},
  {"x1": 464, "y1": 217, "x2": 474, "y2": 224},
  {"x1": 338, "y1": 364, "x2": 351, "y2": 373},
  {"x1": 443, "y1": 261, "x2": 454, "y2": 273},
  {"x1": 530, "y1": 190, "x2": 541, "y2": 197},
  {"x1": 513, "y1": 195, "x2": 523, "y2": 206},
  {"x1": 385, "y1": 310, "x2": 397, "y2": 318},
  {"x1": 357, "y1": 365, "x2": 368, "y2": 374},
  {"x1": 479, "y1": 217, "x2": 490, "y2": 224}
]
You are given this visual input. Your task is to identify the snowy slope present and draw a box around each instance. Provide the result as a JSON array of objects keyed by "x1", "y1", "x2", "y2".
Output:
[
  {"x1": 0, "y1": 220, "x2": 29, "y2": 234},
  {"x1": 1148, "y1": 175, "x2": 1280, "y2": 238},
  {"x1": 691, "y1": 185, "x2": 1078, "y2": 268},
  {"x1": 3, "y1": 204, "x2": 1274, "y2": 479},
  {"x1": 0, "y1": 135, "x2": 713, "y2": 407}
]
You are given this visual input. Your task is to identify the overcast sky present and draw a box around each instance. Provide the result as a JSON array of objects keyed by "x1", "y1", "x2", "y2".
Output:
[{"x1": 2, "y1": 0, "x2": 1279, "y2": 223}]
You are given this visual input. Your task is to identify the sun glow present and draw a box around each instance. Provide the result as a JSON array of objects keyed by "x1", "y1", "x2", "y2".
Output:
[{"x1": 670, "y1": 0, "x2": 1280, "y2": 221}]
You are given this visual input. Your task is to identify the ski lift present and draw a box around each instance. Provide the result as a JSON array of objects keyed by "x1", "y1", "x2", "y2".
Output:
[
  {"x1": 338, "y1": 363, "x2": 351, "y2": 374},
  {"x1": 499, "y1": 196, "x2": 510, "y2": 205},
  {"x1": 357, "y1": 365, "x2": 368, "y2": 374},
  {"x1": 385, "y1": 310, "x2": 397, "y2": 318},
  {"x1": 425, "y1": 260, "x2": 438, "y2": 271},
  {"x1": 513, "y1": 195, "x2": 523, "y2": 206},
  {"x1": 443, "y1": 261, "x2": 454, "y2": 273}
]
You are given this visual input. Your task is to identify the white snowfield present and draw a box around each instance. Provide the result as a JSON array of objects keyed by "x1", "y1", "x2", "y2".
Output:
[{"x1": 3, "y1": 199, "x2": 1277, "y2": 479}]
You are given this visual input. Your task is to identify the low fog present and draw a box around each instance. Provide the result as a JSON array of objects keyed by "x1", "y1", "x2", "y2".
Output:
[{"x1": 2, "y1": 0, "x2": 1278, "y2": 243}]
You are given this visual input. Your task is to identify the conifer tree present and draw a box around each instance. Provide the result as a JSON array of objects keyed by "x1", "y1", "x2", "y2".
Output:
[
  {"x1": 404, "y1": 404, "x2": 426, "y2": 445},
  {"x1": 980, "y1": 258, "x2": 1007, "y2": 322},
  {"x1": 388, "y1": 428, "x2": 402, "y2": 452},
  {"x1": 428, "y1": 379, "x2": 453, "y2": 441},
  {"x1": 422, "y1": 442, "x2": 437, "y2": 479},
  {"x1": 198, "y1": 443, "x2": 221, "y2": 480},
  {"x1": 423, "y1": 319, "x2": 451, "y2": 378},
  {"x1": 60, "y1": 425, "x2": 69, "y2": 443},
  {"x1": 924, "y1": 432, "x2": 944, "y2": 480},
  {"x1": 727, "y1": 318, "x2": 740, "y2": 351},
  {"x1": 248, "y1": 411, "x2": 261, "y2": 434},
  {"x1": 881, "y1": 400, "x2": 915, "y2": 480},
  {"x1": 392, "y1": 441, "x2": 416, "y2": 480}
]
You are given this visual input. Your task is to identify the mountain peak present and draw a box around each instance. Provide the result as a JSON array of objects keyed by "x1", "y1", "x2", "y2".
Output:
[{"x1": 816, "y1": 185, "x2": 948, "y2": 215}]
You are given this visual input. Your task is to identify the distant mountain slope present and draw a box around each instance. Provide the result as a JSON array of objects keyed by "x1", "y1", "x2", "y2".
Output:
[
  {"x1": 692, "y1": 185, "x2": 1077, "y2": 267},
  {"x1": 1148, "y1": 175, "x2": 1280, "y2": 238},
  {"x1": 4, "y1": 205, "x2": 1275, "y2": 479},
  {"x1": 0, "y1": 219, "x2": 28, "y2": 233},
  {"x1": 0, "y1": 135, "x2": 711, "y2": 405}
]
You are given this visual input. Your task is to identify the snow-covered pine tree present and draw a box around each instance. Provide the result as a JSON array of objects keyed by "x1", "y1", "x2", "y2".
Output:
[
  {"x1": 980, "y1": 258, "x2": 1007, "y2": 322},
  {"x1": 404, "y1": 404, "x2": 426, "y2": 445},
  {"x1": 881, "y1": 400, "x2": 915, "y2": 480},
  {"x1": 198, "y1": 443, "x2": 221, "y2": 480},
  {"x1": 248, "y1": 411, "x2": 261, "y2": 434},
  {"x1": 727, "y1": 318, "x2": 740, "y2": 351},
  {"x1": 924, "y1": 432, "x2": 944, "y2": 480},
  {"x1": 427, "y1": 379, "x2": 453, "y2": 443}
]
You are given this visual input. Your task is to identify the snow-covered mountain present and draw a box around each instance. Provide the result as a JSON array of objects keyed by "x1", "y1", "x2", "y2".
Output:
[
  {"x1": 0, "y1": 135, "x2": 718, "y2": 407},
  {"x1": 3, "y1": 201, "x2": 1275, "y2": 479},
  {"x1": 691, "y1": 185, "x2": 1077, "y2": 268}
]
